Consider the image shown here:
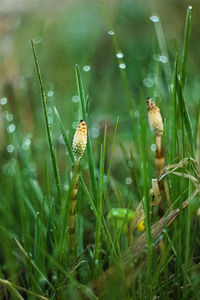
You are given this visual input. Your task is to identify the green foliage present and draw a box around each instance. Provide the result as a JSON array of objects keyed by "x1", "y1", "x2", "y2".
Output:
[{"x1": 0, "y1": 2, "x2": 200, "y2": 299}]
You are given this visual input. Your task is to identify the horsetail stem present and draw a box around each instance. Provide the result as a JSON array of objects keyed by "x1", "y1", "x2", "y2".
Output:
[{"x1": 69, "y1": 120, "x2": 87, "y2": 271}]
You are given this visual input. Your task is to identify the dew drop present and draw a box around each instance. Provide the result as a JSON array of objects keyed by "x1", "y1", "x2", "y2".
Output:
[
  {"x1": 119, "y1": 63, "x2": 126, "y2": 69},
  {"x1": 47, "y1": 91, "x2": 54, "y2": 97},
  {"x1": 83, "y1": 65, "x2": 91, "y2": 72},
  {"x1": 116, "y1": 52, "x2": 124, "y2": 59},
  {"x1": 151, "y1": 144, "x2": 157, "y2": 152},
  {"x1": 125, "y1": 177, "x2": 132, "y2": 185},
  {"x1": 7, "y1": 113, "x2": 13, "y2": 122},
  {"x1": 36, "y1": 211, "x2": 40, "y2": 215},
  {"x1": 0, "y1": 97, "x2": 7, "y2": 105},
  {"x1": 22, "y1": 139, "x2": 31, "y2": 150},
  {"x1": 188, "y1": 5, "x2": 192, "y2": 9},
  {"x1": 64, "y1": 183, "x2": 69, "y2": 191},
  {"x1": 143, "y1": 78, "x2": 153, "y2": 88},
  {"x1": 159, "y1": 55, "x2": 168, "y2": 64},
  {"x1": 7, "y1": 124, "x2": 16, "y2": 133},
  {"x1": 149, "y1": 15, "x2": 160, "y2": 23},
  {"x1": 7, "y1": 144, "x2": 15, "y2": 153},
  {"x1": 108, "y1": 30, "x2": 115, "y2": 35},
  {"x1": 72, "y1": 95, "x2": 80, "y2": 103}
]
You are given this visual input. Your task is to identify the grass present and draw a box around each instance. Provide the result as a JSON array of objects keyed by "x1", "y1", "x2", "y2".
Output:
[{"x1": 0, "y1": 2, "x2": 200, "y2": 299}]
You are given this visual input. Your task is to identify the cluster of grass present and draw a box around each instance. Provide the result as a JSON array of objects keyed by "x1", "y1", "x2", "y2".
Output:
[{"x1": 0, "y1": 2, "x2": 200, "y2": 299}]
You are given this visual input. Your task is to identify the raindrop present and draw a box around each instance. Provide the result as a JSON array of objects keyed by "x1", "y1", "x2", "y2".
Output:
[
  {"x1": 188, "y1": 5, "x2": 192, "y2": 9},
  {"x1": 108, "y1": 30, "x2": 115, "y2": 35},
  {"x1": 90, "y1": 206, "x2": 93, "y2": 211},
  {"x1": 36, "y1": 211, "x2": 40, "y2": 215},
  {"x1": 151, "y1": 144, "x2": 157, "y2": 152},
  {"x1": 7, "y1": 113, "x2": 13, "y2": 122},
  {"x1": 47, "y1": 91, "x2": 54, "y2": 97},
  {"x1": 72, "y1": 95, "x2": 80, "y2": 103},
  {"x1": 149, "y1": 15, "x2": 160, "y2": 23},
  {"x1": 83, "y1": 65, "x2": 91, "y2": 72},
  {"x1": 7, "y1": 124, "x2": 16, "y2": 134},
  {"x1": 91, "y1": 127, "x2": 100, "y2": 138},
  {"x1": 64, "y1": 183, "x2": 69, "y2": 191},
  {"x1": 0, "y1": 97, "x2": 7, "y2": 105},
  {"x1": 50, "y1": 228, "x2": 53, "y2": 232},
  {"x1": 29, "y1": 252, "x2": 33, "y2": 257},
  {"x1": 143, "y1": 78, "x2": 153, "y2": 88},
  {"x1": 116, "y1": 52, "x2": 124, "y2": 59},
  {"x1": 125, "y1": 177, "x2": 132, "y2": 185},
  {"x1": 22, "y1": 139, "x2": 31, "y2": 150},
  {"x1": 7, "y1": 144, "x2": 15, "y2": 153},
  {"x1": 159, "y1": 55, "x2": 168, "y2": 63},
  {"x1": 119, "y1": 63, "x2": 126, "y2": 69},
  {"x1": 95, "y1": 259, "x2": 99, "y2": 265}
]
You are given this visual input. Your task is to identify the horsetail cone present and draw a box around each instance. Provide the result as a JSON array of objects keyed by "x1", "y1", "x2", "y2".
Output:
[
  {"x1": 72, "y1": 120, "x2": 87, "y2": 160},
  {"x1": 147, "y1": 98, "x2": 163, "y2": 136}
]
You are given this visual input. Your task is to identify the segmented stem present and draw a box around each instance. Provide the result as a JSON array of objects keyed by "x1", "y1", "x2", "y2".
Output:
[{"x1": 69, "y1": 163, "x2": 80, "y2": 271}]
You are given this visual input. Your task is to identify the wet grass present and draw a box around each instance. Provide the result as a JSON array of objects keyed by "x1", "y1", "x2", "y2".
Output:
[{"x1": 0, "y1": 2, "x2": 200, "y2": 299}]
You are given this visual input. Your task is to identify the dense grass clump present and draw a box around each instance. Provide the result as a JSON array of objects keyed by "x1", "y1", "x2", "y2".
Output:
[{"x1": 0, "y1": 2, "x2": 200, "y2": 299}]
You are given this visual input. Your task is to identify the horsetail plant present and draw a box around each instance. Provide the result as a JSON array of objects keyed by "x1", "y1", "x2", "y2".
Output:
[
  {"x1": 147, "y1": 97, "x2": 164, "y2": 177},
  {"x1": 69, "y1": 120, "x2": 87, "y2": 272}
]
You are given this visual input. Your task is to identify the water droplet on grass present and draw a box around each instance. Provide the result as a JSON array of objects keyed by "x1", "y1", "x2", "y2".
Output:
[
  {"x1": 149, "y1": 15, "x2": 159, "y2": 23},
  {"x1": 116, "y1": 52, "x2": 124, "y2": 59},
  {"x1": 7, "y1": 144, "x2": 15, "y2": 153},
  {"x1": 151, "y1": 144, "x2": 157, "y2": 152},
  {"x1": 47, "y1": 91, "x2": 54, "y2": 97},
  {"x1": 0, "y1": 97, "x2": 7, "y2": 105},
  {"x1": 119, "y1": 63, "x2": 126, "y2": 69},
  {"x1": 22, "y1": 139, "x2": 31, "y2": 150},
  {"x1": 72, "y1": 95, "x2": 80, "y2": 103},
  {"x1": 108, "y1": 30, "x2": 115, "y2": 35},
  {"x1": 159, "y1": 55, "x2": 168, "y2": 63},
  {"x1": 83, "y1": 65, "x2": 91, "y2": 72},
  {"x1": 143, "y1": 78, "x2": 153, "y2": 88},
  {"x1": 125, "y1": 177, "x2": 132, "y2": 185},
  {"x1": 7, "y1": 124, "x2": 16, "y2": 133},
  {"x1": 7, "y1": 113, "x2": 13, "y2": 122},
  {"x1": 188, "y1": 5, "x2": 192, "y2": 9},
  {"x1": 64, "y1": 183, "x2": 69, "y2": 191}
]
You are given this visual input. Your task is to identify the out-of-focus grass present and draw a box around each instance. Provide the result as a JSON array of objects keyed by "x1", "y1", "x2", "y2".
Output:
[{"x1": 0, "y1": 0, "x2": 200, "y2": 299}]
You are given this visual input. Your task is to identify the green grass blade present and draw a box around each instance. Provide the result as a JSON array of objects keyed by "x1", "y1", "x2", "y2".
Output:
[
  {"x1": 180, "y1": 6, "x2": 192, "y2": 88},
  {"x1": 54, "y1": 106, "x2": 75, "y2": 163},
  {"x1": 31, "y1": 39, "x2": 62, "y2": 201},
  {"x1": 93, "y1": 125, "x2": 107, "y2": 277},
  {"x1": 176, "y1": 75, "x2": 195, "y2": 157}
]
